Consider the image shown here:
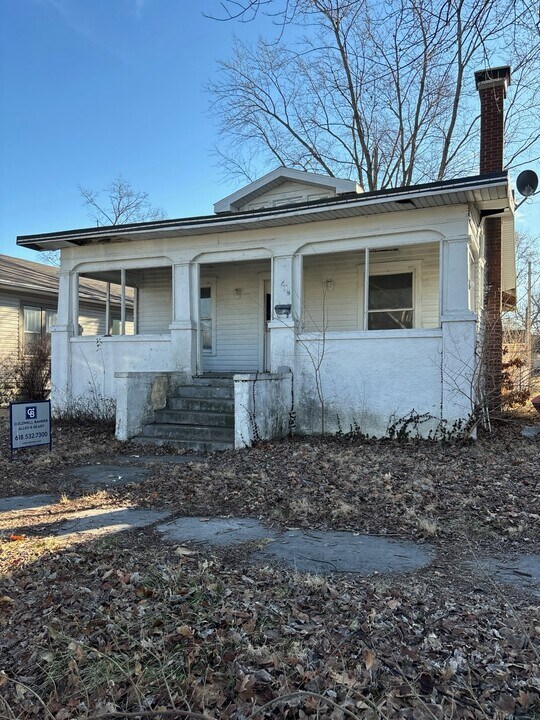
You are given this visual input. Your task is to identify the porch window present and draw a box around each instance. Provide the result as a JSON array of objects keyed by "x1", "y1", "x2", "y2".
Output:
[{"x1": 368, "y1": 272, "x2": 414, "y2": 330}]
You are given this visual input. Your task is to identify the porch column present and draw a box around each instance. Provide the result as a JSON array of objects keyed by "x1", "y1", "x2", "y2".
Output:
[
  {"x1": 268, "y1": 254, "x2": 301, "y2": 372},
  {"x1": 169, "y1": 262, "x2": 197, "y2": 375},
  {"x1": 440, "y1": 235, "x2": 478, "y2": 424},
  {"x1": 49, "y1": 270, "x2": 77, "y2": 413}
]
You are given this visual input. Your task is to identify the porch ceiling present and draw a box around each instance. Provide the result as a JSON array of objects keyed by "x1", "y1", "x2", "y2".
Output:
[{"x1": 18, "y1": 172, "x2": 513, "y2": 251}]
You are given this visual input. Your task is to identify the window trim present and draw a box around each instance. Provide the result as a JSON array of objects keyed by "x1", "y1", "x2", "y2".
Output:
[
  {"x1": 200, "y1": 277, "x2": 217, "y2": 356},
  {"x1": 22, "y1": 305, "x2": 57, "y2": 354},
  {"x1": 357, "y1": 260, "x2": 422, "y2": 330}
]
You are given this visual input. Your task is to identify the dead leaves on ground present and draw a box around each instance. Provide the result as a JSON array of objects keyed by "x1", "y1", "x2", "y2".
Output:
[{"x1": 1, "y1": 542, "x2": 538, "y2": 719}]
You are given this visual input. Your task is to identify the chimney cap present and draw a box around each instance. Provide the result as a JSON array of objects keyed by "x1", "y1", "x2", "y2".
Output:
[{"x1": 475, "y1": 65, "x2": 511, "y2": 92}]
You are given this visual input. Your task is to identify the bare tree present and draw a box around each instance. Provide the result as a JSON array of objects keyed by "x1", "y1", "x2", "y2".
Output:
[
  {"x1": 79, "y1": 175, "x2": 166, "y2": 226},
  {"x1": 37, "y1": 176, "x2": 166, "y2": 267},
  {"x1": 504, "y1": 232, "x2": 540, "y2": 333},
  {"x1": 208, "y1": 0, "x2": 540, "y2": 190}
]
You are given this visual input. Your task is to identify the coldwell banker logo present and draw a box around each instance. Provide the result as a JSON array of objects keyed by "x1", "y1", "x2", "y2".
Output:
[{"x1": 25, "y1": 406, "x2": 37, "y2": 420}]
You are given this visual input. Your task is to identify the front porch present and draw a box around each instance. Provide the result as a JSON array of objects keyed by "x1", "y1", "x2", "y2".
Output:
[{"x1": 51, "y1": 229, "x2": 478, "y2": 445}]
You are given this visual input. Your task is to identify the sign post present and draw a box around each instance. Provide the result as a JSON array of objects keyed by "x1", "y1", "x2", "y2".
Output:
[{"x1": 9, "y1": 400, "x2": 52, "y2": 460}]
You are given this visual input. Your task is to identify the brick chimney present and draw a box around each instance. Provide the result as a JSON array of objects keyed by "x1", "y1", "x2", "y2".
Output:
[{"x1": 474, "y1": 65, "x2": 511, "y2": 410}]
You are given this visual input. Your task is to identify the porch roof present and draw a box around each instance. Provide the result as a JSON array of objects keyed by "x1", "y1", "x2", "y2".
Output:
[{"x1": 17, "y1": 171, "x2": 513, "y2": 251}]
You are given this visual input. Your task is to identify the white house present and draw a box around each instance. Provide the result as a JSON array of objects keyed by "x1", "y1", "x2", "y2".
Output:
[{"x1": 16, "y1": 67, "x2": 516, "y2": 450}]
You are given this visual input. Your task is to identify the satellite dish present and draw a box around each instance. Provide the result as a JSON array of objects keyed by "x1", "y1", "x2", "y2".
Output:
[{"x1": 516, "y1": 169, "x2": 538, "y2": 198}]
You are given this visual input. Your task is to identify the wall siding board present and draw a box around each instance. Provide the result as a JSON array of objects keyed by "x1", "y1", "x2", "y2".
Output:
[
  {"x1": 0, "y1": 292, "x2": 21, "y2": 361},
  {"x1": 303, "y1": 243, "x2": 440, "y2": 331},
  {"x1": 241, "y1": 181, "x2": 335, "y2": 211},
  {"x1": 137, "y1": 267, "x2": 172, "y2": 334}
]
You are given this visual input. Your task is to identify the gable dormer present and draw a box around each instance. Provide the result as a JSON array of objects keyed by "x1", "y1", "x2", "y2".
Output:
[{"x1": 214, "y1": 167, "x2": 361, "y2": 214}]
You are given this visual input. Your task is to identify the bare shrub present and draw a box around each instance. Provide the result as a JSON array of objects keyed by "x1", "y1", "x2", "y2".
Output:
[
  {"x1": 0, "y1": 336, "x2": 51, "y2": 403},
  {"x1": 54, "y1": 390, "x2": 116, "y2": 427}
]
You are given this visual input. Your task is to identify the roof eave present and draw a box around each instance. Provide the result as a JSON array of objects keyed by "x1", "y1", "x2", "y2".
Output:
[{"x1": 18, "y1": 172, "x2": 510, "y2": 251}]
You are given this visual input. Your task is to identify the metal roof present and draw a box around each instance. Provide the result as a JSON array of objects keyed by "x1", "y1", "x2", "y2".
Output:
[{"x1": 17, "y1": 172, "x2": 513, "y2": 251}]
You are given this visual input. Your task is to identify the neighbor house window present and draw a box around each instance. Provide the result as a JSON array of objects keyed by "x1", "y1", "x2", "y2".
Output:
[
  {"x1": 200, "y1": 281, "x2": 216, "y2": 354},
  {"x1": 45, "y1": 310, "x2": 57, "y2": 333},
  {"x1": 23, "y1": 306, "x2": 56, "y2": 352}
]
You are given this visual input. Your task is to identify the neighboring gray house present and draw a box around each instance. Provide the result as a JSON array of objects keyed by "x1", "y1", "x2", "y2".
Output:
[{"x1": 0, "y1": 254, "x2": 133, "y2": 393}]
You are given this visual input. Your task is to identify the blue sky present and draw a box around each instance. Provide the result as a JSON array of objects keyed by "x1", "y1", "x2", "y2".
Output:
[
  {"x1": 0, "y1": 0, "x2": 275, "y2": 260},
  {"x1": 1, "y1": 0, "x2": 538, "y2": 262}
]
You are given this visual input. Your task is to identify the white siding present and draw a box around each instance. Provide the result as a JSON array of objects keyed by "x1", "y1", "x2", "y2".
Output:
[
  {"x1": 137, "y1": 267, "x2": 172, "y2": 334},
  {"x1": 241, "y1": 181, "x2": 335, "y2": 211},
  {"x1": 79, "y1": 304, "x2": 106, "y2": 336},
  {"x1": 303, "y1": 243, "x2": 440, "y2": 331},
  {"x1": 201, "y1": 261, "x2": 270, "y2": 372},
  {"x1": 0, "y1": 292, "x2": 21, "y2": 361}
]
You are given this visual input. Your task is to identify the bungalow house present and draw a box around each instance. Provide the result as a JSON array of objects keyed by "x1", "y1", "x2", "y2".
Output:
[
  {"x1": 16, "y1": 67, "x2": 517, "y2": 449},
  {"x1": 0, "y1": 254, "x2": 133, "y2": 398}
]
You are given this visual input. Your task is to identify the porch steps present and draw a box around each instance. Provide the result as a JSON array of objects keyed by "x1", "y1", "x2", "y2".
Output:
[{"x1": 134, "y1": 377, "x2": 235, "y2": 452}]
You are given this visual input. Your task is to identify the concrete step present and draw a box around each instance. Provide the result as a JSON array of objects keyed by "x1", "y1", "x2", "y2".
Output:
[
  {"x1": 193, "y1": 377, "x2": 234, "y2": 388},
  {"x1": 141, "y1": 423, "x2": 234, "y2": 442},
  {"x1": 174, "y1": 385, "x2": 234, "y2": 399},
  {"x1": 168, "y1": 396, "x2": 234, "y2": 413},
  {"x1": 135, "y1": 436, "x2": 233, "y2": 452},
  {"x1": 154, "y1": 409, "x2": 234, "y2": 427}
]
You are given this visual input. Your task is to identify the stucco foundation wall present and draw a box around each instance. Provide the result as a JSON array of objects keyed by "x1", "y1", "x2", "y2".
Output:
[
  {"x1": 234, "y1": 372, "x2": 293, "y2": 448},
  {"x1": 115, "y1": 371, "x2": 191, "y2": 440},
  {"x1": 294, "y1": 333, "x2": 444, "y2": 437},
  {"x1": 66, "y1": 336, "x2": 174, "y2": 404}
]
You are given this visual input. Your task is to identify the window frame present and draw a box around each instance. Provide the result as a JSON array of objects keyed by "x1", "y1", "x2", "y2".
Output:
[
  {"x1": 357, "y1": 260, "x2": 422, "y2": 331},
  {"x1": 22, "y1": 305, "x2": 57, "y2": 354},
  {"x1": 199, "y1": 278, "x2": 217, "y2": 356}
]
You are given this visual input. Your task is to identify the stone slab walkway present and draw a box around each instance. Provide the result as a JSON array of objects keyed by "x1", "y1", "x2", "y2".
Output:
[
  {"x1": 71, "y1": 465, "x2": 152, "y2": 487},
  {"x1": 157, "y1": 517, "x2": 273, "y2": 547},
  {"x1": 469, "y1": 554, "x2": 540, "y2": 598},
  {"x1": 256, "y1": 529, "x2": 434, "y2": 575},
  {"x1": 0, "y1": 494, "x2": 58, "y2": 513},
  {"x1": 156, "y1": 516, "x2": 434, "y2": 576},
  {"x1": 56, "y1": 507, "x2": 168, "y2": 540}
]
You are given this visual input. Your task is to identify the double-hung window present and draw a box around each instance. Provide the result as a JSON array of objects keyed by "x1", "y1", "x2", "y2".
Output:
[{"x1": 23, "y1": 306, "x2": 56, "y2": 352}]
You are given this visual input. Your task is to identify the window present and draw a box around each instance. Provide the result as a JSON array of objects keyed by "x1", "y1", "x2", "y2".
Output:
[
  {"x1": 23, "y1": 306, "x2": 57, "y2": 352},
  {"x1": 200, "y1": 282, "x2": 216, "y2": 354},
  {"x1": 368, "y1": 272, "x2": 414, "y2": 329},
  {"x1": 45, "y1": 310, "x2": 57, "y2": 333},
  {"x1": 23, "y1": 307, "x2": 42, "y2": 351}
]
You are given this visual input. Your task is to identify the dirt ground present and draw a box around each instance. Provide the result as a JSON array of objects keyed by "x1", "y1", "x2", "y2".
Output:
[{"x1": 0, "y1": 407, "x2": 539, "y2": 719}]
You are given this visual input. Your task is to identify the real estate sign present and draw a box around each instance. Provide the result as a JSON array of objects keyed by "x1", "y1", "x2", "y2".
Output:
[{"x1": 9, "y1": 400, "x2": 52, "y2": 455}]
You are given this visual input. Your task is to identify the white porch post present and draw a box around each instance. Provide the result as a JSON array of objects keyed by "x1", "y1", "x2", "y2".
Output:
[
  {"x1": 268, "y1": 254, "x2": 300, "y2": 372},
  {"x1": 440, "y1": 235, "x2": 478, "y2": 424},
  {"x1": 169, "y1": 262, "x2": 197, "y2": 375},
  {"x1": 50, "y1": 270, "x2": 77, "y2": 413}
]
